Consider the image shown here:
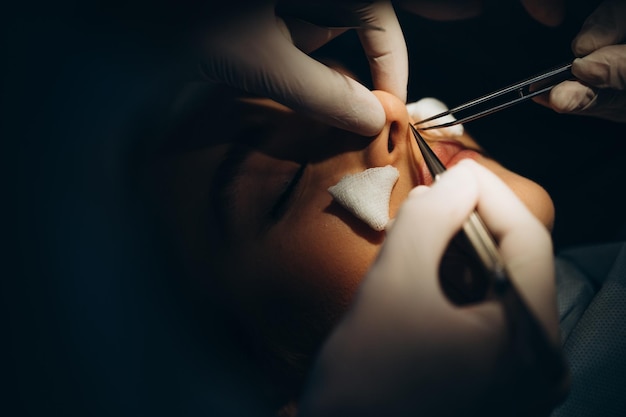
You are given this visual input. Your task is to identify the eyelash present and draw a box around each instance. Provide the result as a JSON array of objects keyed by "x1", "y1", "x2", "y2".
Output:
[{"x1": 268, "y1": 163, "x2": 306, "y2": 222}]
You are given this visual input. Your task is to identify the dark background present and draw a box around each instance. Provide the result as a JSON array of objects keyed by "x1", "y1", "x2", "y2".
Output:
[{"x1": 5, "y1": 1, "x2": 625, "y2": 416}]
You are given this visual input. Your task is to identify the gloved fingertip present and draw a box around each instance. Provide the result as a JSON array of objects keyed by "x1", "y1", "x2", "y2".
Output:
[
  {"x1": 362, "y1": 116, "x2": 387, "y2": 137},
  {"x1": 571, "y1": 56, "x2": 613, "y2": 88},
  {"x1": 455, "y1": 158, "x2": 480, "y2": 169},
  {"x1": 572, "y1": 25, "x2": 613, "y2": 56},
  {"x1": 572, "y1": 35, "x2": 593, "y2": 57},
  {"x1": 549, "y1": 82, "x2": 596, "y2": 113},
  {"x1": 407, "y1": 185, "x2": 430, "y2": 198},
  {"x1": 357, "y1": 98, "x2": 386, "y2": 136},
  {"x1": 328, "y1": 98, "x2": 385, "y2": 136},
  {"x1": 570, "y1": 57, "x2": 588, "y2": 80},
  {"x1": 397, "y1": 87, "x2": 408, "y2": 105},
  {"x1": 432, "y1": 161, "x2": 477, "y2": 194},
  {"x1": 549, "y1": 89, "x2": 577, "y2": 113},
  {"x1": 445, "y1": 159, "x2": 481, "y2": 178}
]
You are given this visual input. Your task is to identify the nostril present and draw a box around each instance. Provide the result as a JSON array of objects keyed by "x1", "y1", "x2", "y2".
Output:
[
  {"x1": 387, "y1": 134, "x2": 394, "y2": 153},
  {"x1": 387, "y1": 122, "x2": 396, "y2": 153}
]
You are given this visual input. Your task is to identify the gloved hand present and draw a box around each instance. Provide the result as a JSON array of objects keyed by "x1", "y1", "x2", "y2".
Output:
[
  {"x1": 299, "y1": 159, "x2": 562, "y2": 417},
  {"x1": 201, "y1": 1, "x2": 408, "y2": 136},
  {"x1": 534, "y1": 0, "x2": 626, "y2": 122}
]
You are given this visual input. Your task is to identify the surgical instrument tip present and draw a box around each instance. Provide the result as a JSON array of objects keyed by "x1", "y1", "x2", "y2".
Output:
[{"x1": 409, "y1": 123, "x2": 446, "y2": 177}]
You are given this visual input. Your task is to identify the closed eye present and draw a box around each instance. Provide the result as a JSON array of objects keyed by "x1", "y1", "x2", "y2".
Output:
[{"x1": 268, "y1": 163, "x2": 307, "y2": 223}]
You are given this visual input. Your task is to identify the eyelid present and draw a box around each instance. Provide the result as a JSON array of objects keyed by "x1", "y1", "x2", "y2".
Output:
[
  {"x1": 267, "y1": 163, "x2": 307, "y2": 225},
  {"x1": 210, "y1": 144, "x2": 253, "y2": 238}
]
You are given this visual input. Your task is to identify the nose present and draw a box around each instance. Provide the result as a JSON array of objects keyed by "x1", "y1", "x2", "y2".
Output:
[{"x1": 363, "y1": 90, "x2": 411, "y2": 168}]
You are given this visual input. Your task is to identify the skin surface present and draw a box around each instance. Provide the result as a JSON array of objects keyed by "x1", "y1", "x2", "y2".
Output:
[{"x1": 146, "y1": 85, "x2": 555, "y2": 411}]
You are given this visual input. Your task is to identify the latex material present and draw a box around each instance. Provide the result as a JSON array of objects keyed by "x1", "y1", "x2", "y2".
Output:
[
  {"x1": 202, "y1": 1, "x2": 408, "y2": 136},
  {"x1": 535, "y1": 0, "x2": 626, "y2": 122},
  {"x1": 300, "y1": 159, "x2": 561, "y2": 417}
]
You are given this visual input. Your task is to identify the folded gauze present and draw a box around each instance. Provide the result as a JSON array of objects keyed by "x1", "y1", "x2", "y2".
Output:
[
  {"x1": 406, "y1": 97, "x2": 464, "y2": 138},
  {"x1": 328, "y1": 165, "x2": 399, "y2": 231}
]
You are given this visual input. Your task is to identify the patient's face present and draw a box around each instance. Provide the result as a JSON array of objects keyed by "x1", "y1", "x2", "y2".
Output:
[{"x1": 153, "y1": 85, "x2": 554, "y2": 393}]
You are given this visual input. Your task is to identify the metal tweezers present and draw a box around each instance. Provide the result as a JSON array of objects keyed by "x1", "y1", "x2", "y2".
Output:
[
  {"x1": 409, "y1": 123, "x2": 569, "y2": 402},
  {"x1": 413, "y1": 62, "x2": 573, "y2": 130},
  {"x1": 409, "y1": 123, "x2": 509, "y2": 286}
]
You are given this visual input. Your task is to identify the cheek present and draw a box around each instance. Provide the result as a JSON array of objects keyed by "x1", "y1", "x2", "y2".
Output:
[
  {"x1": 248, "y1": 201, "x2": 385, "y2": 344},
  {"x1": 388, "y1": 166, "x2": 418, "y2": 220},
  {"x1": 478, "y1": 158, "x2": 555, "y2": 230},
  {"x1": 277, "y1": 212, "x2": 383, "y2": 310},
  {"x1": 236, "y1": 209, "x2": 384, "y2": 359}
]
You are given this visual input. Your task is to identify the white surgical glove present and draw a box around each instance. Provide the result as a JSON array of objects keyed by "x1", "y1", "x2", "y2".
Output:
[
  {"x1": 534, "y1": 0, "x2": 626, "y2": 122},
  {"x1": 299, "y1": 159, "x2": 562, "y2": 417},
  {"x1": 201, "y1": 1, "x2": 408, "y2": 136}
]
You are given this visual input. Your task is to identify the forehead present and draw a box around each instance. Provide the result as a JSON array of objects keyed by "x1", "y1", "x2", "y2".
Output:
[{"x1": 162, "y1": 85, "x2": 289, "y2": 152}]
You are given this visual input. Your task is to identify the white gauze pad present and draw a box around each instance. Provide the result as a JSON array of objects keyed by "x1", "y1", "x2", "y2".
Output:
[
  {"x1": 406, "y1": 97, "x2": 464, "y2": 138},
  {"x1": 328, "y1": 165, "x2": 399, "y2": 231}
]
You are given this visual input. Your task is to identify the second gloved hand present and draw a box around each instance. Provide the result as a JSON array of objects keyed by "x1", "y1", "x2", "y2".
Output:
[
  {"x1": 299, "y1": 159, "x2": 561, "y2": 417},
  {"x1": 200, "y1": 1, "x2": 408, "y2": 136},
  {"x1": 534, "y1": 0, "x2": 626, "y2": 122}
]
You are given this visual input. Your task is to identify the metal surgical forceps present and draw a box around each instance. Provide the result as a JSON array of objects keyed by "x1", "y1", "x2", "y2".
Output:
[
  {"x1": 413, "y1": 62, "x2": 573, "y2": 130},
  {"x1": 409, "y1": 123, "x2": 569, "y2": 405}
]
